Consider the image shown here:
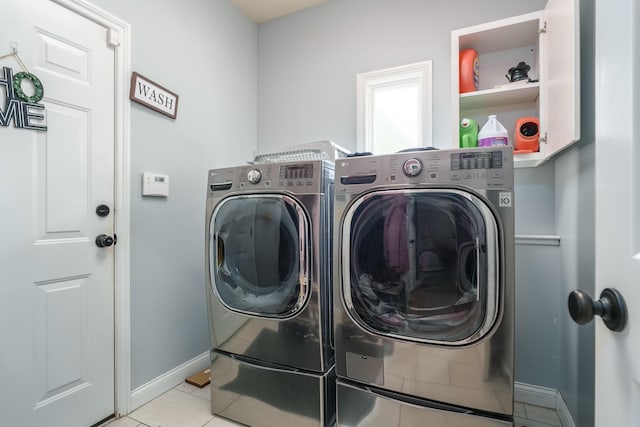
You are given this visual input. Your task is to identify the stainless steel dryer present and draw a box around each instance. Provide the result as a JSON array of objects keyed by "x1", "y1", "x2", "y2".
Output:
[
  {"x1": 205, "y1": 160, "x2": 335, "y2": 427},
  {"x1": 333, "y1": 146, "x2": 515, "y2": 426}
]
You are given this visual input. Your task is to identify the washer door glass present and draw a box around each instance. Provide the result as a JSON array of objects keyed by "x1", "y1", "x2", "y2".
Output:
[
  {"x1": 343, "y1": 189, "x2": 499, "y2": 344},
  {"x1": 210, "y1": 195, "x2": 309, "y2": 318}
]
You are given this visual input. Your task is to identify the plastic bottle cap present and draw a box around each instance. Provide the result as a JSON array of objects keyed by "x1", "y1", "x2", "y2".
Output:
[
  {"x1": 488, "y1": 115, "x2": 496, "y2": 119},
  {"x1": 461, "y1": 118, "x2": 470, "y2": 128}
]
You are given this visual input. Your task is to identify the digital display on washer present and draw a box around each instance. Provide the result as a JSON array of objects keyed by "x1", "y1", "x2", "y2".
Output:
[
  {"x1": 450, "y1": 151, "x2": 503, "y2": 170},
  {"x1": 279, "y1": 164, "x2": 314, "y2": 179}
]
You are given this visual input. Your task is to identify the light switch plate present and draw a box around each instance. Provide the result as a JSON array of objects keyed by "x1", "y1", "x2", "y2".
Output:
[{"x1": 142, "y1": 172, "x2": 169, "y2": 197}]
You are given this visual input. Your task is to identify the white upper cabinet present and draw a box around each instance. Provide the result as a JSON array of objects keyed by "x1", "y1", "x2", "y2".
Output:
[{"x1": 451, "y1": 0, "x2": 580, "y2": 167}]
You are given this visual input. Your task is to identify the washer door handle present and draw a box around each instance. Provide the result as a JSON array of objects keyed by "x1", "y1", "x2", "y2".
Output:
[{"x1": 568, "y1": 288, "x2": 627, "y2": 332}]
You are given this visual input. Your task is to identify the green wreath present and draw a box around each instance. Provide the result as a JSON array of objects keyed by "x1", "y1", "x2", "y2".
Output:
[{"x1": 13, "y1": 72, "x2": 44, "y2": 103}]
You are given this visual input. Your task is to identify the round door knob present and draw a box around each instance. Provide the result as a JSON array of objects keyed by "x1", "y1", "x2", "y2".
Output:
[
  {"x1": 95, "y1": 234, "x2": 114, "y2": 248},
  {"x1": 96, "y1": 204, "x2": 110, "y2": 217},
  {"x1": 568, "y1": 288, "x2": 627, "y2": 332}
]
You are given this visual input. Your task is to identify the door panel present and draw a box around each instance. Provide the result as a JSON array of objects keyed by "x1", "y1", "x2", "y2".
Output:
[
  {"x1": 36, "y1": 31, "x2": 90, "y2": 81},
  {"x1": 34, "y1": 276, "x2": 90, "y2": 404},
  {"x1": 38, "y1": 103, "x2": 89, "y2": 236},
  {"x1": 594, "y1": 0, "x2": 640, "y2": 424},
  {"x1": 0, "y1": 0, "x2": 116, "y2": 425}
]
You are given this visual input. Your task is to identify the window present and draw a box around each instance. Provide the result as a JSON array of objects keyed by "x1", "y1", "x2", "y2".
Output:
[{"x1": 356, "y1": 61, "x2": 432, "y2": 154}]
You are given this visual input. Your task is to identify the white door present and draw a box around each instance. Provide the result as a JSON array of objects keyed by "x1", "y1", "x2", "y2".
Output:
[
  {"x1": 0, "y1": 0, "x2": 116, "y2": 426},
  {"x1": 593, "y1": 0, "x2": 640, "y2": 425}
]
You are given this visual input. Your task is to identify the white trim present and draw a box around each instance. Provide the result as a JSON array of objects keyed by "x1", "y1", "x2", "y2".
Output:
[
  {"x1": 515, "y1": 234, "x2": 561, "y2": 246},
  {"x1": 356, "y1": 61, "x2": 433, "y2": 153},
  {"x1": 129, "y1": 352, "x2": 211, "y2": 412},
  {"x1": 50, "y1": 0, "x2": 132, "y2": 417},
  {"x1": 515, "y1": 382, "x2": 557, "y2": 408},
  {"x1": 556, "y1": 393, "x2": 577, "y2": 427},
  {"x1": 514, "y1": 382, "x2": 576, "y2": 427}
]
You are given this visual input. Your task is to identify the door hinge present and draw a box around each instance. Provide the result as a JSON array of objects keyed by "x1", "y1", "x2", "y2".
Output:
[
  {"x1": 540, "y1": 132, "x2": 548, "y2": 144},
  {"x1": 539, "y1": 22, "x2": 547, "y2": 34},
  {"x1": 107, "y1": 28, "x2": 120, "y2": 47}
]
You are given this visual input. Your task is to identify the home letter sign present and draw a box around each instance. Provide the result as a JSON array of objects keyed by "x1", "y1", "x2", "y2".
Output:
[{"x1": 0, "y1": 66, "x2": 47, "y2": 131}]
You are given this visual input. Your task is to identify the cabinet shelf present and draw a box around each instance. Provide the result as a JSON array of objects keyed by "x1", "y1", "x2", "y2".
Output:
[
  {"x1": 451, "y1": 0, "x2": 579, "y2": 167},
  {"x1": 513, "y1": 151, "x2": 545, "y2": 168},
  {"x1": 460, "y1": 83, "x2": 539, "y2": 111}
]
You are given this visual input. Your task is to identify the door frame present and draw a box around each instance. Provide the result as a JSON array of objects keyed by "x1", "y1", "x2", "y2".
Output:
[{"x1": 51, "y1": 0, "x2": 132, "y2": 417}]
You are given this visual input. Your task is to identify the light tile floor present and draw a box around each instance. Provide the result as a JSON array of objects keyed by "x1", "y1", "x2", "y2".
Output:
[
  {"x1": 106, "y1": 383, "x2": 566, "y2": 427},
  {"x1": 515, "y1": 401, "x2": 565, "y2": 427},
  {"x1": 105, "y1": 383, "x2": 241, "y2": 427}
]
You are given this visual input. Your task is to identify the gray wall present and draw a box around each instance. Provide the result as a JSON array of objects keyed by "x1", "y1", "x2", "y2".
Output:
[
  {"x1": 554, "y1": 0, "x2": 596, "y2": 425},
  {"x1": 89, "y1": 0, "x2": 257, "y2": 389},
  {"x1": 257, "y1": 0, "x2": 546, "y2": 152},
  {"x1": 257, "y1": 1, "x2": 594, "y2": 426},
  {"x1": 513, "y1": 163, "x2": 563, "y2": 389}
]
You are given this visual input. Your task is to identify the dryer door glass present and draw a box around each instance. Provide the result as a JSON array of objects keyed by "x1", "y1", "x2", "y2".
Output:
[
  {"x1": 343, "y1": 189, "x2": 499, "y2": 344},
  {"x1": 210, "y1": 195, "x2": 310, "y2": 318}
]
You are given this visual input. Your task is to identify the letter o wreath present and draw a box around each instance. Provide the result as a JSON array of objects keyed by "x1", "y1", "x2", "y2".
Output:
[{"x1": 13, "y1": 72, "x2": 44, "y2": 103}]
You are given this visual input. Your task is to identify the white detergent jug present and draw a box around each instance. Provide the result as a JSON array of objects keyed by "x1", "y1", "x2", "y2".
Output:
[{"x1": 478, "y1": 115, "x2": 509, "y2": 147}]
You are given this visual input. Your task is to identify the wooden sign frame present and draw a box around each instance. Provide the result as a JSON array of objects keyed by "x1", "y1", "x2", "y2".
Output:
[{"x1": 129, "y1": 72, "x2": 179, "y2": 119}]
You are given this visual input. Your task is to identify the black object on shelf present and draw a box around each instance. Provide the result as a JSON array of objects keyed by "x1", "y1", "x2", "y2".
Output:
[{"x1": 506, "y1": 61, "x2": 531, "y2": 82}]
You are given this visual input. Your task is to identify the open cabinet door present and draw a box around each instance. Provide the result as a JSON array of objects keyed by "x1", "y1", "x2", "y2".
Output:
[{"x1": 542, "y1": 0, "x2": 580, "y2": 158}]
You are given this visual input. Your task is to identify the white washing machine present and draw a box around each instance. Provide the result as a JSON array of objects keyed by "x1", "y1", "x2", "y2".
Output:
[
  {"x1": 205, "y1": 160, "x2": 336, "y2": 427},
  {"x1": 333, "y1": 146, "x2": 515, "y2": 426}
]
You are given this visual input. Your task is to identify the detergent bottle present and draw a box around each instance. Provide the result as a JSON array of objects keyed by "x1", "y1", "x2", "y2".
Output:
[
  {"x1": 478, "y1": 115, "x2": 509, "y2": 147},
  {"x1": 459, "y1": 118, "x2": 478, "y2": 148},
  {"x1": 459, "y1": 49, "x2": 479, "y2": 93}
]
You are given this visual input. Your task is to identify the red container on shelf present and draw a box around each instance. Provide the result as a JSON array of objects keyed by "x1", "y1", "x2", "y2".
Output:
[
  {"x1": 459, "y1": 48, "x2": 479, "y2": 93},
  {"x1": 514, "y1": 116, "x2": 540, "y2": 153}
]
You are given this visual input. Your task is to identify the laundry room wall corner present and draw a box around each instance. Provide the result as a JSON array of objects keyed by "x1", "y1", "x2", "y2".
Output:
[
  {"x1": 88, "y1": 0, "x2": 258, "y2": 407},
  {"x1": 553, "y1": 0, "x2": 597, "y2": 424}
]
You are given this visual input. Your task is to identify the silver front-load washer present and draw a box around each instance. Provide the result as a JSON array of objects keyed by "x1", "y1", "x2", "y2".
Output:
[
  {"x1": 333, "y1": 146, "x2": 515, "y2": 426},
  {"x1": 205, "y1": 160, "x2": 335, "y2": 427}
]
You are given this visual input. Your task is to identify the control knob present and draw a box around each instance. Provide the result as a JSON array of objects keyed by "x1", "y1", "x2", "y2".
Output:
[
  {"x1": 402, "y1": 158, "x2": 423, "y2": 177},
  {"x1": 247, "y1": 169, "x2": 262, "y2": 184}
]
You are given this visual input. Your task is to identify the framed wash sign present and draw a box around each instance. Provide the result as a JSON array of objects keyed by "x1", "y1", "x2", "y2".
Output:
[{"x1": 129, "y1": 72, "x2": 179, "y2": 119}]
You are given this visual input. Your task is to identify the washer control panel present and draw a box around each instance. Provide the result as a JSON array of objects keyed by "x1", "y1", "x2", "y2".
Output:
[
  {"x1": 336, "y1": 146, "x2": 513, "y2": 191},
  {"x1": 450, "y1": 151, "x2": 503, "y2": 170}
]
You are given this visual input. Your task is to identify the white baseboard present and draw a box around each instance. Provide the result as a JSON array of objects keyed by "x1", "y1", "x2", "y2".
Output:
[
  {"x1": 129, "y1": 351, "x2": 210, "y2": 412},
  {"x1": 515, "y1": 382, "x2": 576, "y2": 427},
  {"x1": 555, "y1": 393, "x2": 576, "y2": 427}
]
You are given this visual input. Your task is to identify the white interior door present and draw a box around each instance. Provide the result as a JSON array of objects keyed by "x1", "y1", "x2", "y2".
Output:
[
  {"x1": 593, "y1": 0, "x2": 640, "y2": 425},
  {"x1": 0, "y1": 0, "x2": 116, "y2": 426}
]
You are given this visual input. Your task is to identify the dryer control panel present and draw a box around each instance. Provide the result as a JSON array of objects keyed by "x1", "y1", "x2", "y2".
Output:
[{"x1": 208, "y1": 160, "x2": 332, "y2": 195}]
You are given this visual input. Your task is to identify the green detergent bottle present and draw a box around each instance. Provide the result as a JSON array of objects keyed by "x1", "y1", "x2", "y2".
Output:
[{"x1": 459, "y1": 118, "x2": 478, "y2": 148}]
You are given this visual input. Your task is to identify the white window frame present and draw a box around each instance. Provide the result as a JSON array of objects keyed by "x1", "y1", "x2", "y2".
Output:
[{"x1": 356, "y1": 60, "x2": 433, "y2": 154}]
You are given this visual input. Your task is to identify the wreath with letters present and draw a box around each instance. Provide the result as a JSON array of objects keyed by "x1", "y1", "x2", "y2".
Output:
[{"x1": 13, "y1": 72, "x2": 44, "y2": 103}]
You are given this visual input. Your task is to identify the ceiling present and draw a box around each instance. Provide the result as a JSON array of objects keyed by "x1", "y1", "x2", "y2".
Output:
[{"x1": 231, "y1": 0, "x2": 329, "y2": 23}]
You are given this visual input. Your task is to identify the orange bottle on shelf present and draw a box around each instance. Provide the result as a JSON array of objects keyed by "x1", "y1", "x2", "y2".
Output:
[
  {"x1": 514, "y1": 117, "x2": 540, "y2": 153},
  {"x1": 459, "y1": 48, "x2": 479, "y2": 93}
]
